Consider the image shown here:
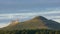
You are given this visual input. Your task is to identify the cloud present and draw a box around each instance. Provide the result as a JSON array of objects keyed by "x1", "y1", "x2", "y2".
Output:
[
  {"x1": 0, "y1": 10, "x2": 60, "y2": 20},
  {"x1": 46, "y1": 16, "x2": 60, "y2": 19},
  {"x1": 0, "y1": 23, "x2": 10, "y2": 28},
  {"x1": 52, "y1": 19, "x2": 60, "y2": 23}
]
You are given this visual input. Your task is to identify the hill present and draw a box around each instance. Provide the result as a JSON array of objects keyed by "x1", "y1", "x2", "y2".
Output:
[{"x1": 2, "y1": 16, "x2": 60, "y2": 30}]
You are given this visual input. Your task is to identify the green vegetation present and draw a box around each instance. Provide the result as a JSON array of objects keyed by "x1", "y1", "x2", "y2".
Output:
[{"x1": 0, "y1": 29, "x2": 60, "y2": 34}]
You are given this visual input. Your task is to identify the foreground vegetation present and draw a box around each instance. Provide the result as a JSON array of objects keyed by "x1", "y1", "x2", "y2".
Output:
[{"x1": 0, "y1": 29, "x2": 60, "y2": 34}]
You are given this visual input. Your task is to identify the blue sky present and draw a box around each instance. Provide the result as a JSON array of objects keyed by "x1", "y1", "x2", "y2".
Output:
[{"x1": 0, "y1": 0, "x2": 60, "y2": 28}]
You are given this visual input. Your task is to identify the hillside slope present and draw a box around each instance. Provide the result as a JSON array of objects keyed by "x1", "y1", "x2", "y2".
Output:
[{"x1": 2, "y1": 16, "x2": 60, "y2": 30}]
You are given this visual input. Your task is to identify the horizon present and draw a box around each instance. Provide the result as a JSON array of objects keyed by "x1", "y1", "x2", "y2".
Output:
[{"x1": 0, "y1": 0, "x2": 60, "y2": 28}]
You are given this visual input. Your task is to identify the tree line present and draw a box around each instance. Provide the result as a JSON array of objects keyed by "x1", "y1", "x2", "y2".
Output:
[{"x1": 0, "y1": 29, "x2": 60, "y2": 34}]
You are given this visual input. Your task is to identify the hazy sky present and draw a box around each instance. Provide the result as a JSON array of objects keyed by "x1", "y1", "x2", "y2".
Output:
[{"x1": 0, "y1": 0, "x2": 60, "y2": 28}]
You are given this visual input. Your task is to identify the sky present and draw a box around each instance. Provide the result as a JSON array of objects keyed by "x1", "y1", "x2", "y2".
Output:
[{"x1": 0, "y1": 0, "x2": 60, "y2": 28}]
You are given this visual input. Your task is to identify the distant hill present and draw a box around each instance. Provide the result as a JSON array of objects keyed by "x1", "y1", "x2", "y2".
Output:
[{"x1": 2, "y1": 16, "x2": 60, "y2": 30}]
